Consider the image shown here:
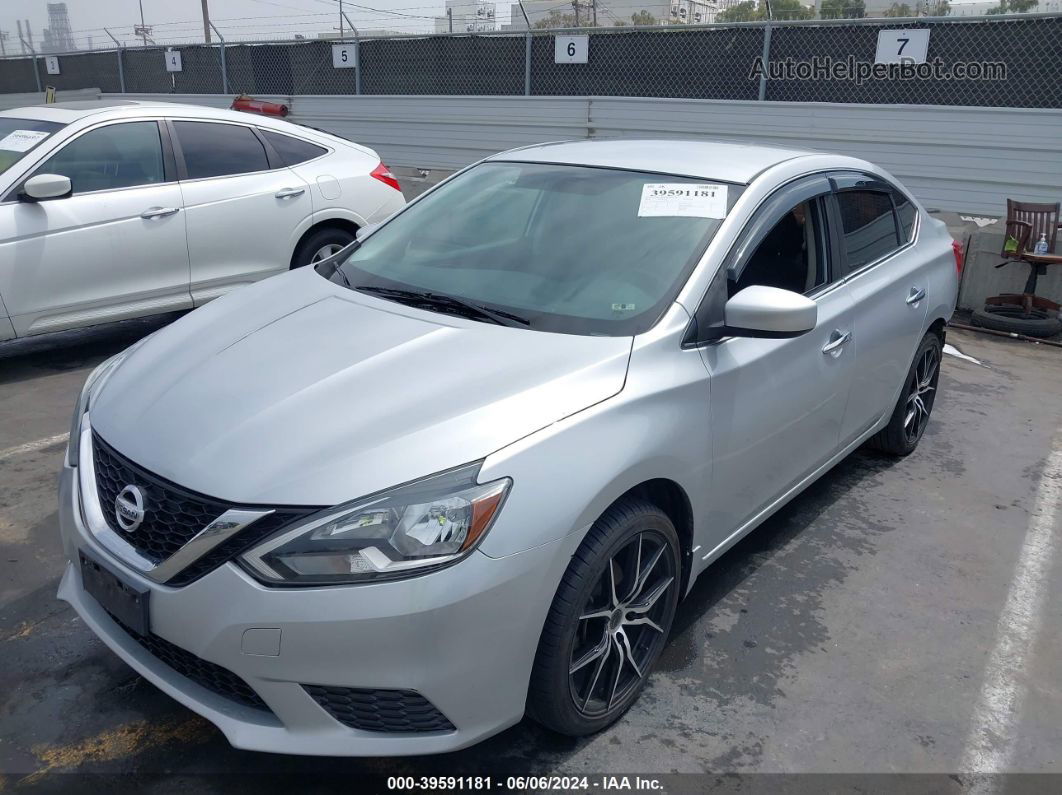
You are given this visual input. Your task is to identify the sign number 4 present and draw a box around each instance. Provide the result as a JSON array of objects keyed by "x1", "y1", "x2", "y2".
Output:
[{"x1": 164, "y1": 50, "x2": 183, "y2": 72}]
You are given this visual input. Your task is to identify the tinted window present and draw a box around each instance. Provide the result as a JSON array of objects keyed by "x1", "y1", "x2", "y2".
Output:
[
  {"x1": 333, "y1": 162, "x2": 742, "y2": 336},
  {"x1": 732, "y1": 200, "x2": 827, "y2": 297},
  {"x1": 836, "y1": 190, "x2": 900, "y2": 271},
  {"x1": 893, "y1": 190, "x2": 917, "y2": 242},
  {"x1": 0, "y1": 117, "x2": 64, "y2": 178},
  {"x1": 36, "y1": 122, "x2": 163, "y2": 193},
  {"x1": 175, "y1": 122, "x2": 269, "y2": 179},
  {"x1": 261, "y1": 130, "x2": 327, "y2": 166}
]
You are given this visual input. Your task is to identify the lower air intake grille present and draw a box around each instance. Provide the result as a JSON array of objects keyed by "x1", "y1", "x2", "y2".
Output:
[
  {"x1": 108, "y1": 611, "x2": 270, "y2": 713},
  {"x1": 304, "y1": 685, "x2": 455, "y2": 733}
]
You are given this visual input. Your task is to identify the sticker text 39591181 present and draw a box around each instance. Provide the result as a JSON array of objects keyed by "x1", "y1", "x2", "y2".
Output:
[{"x1": 638, "y1": 183, "x2": 728, "y2": 219}]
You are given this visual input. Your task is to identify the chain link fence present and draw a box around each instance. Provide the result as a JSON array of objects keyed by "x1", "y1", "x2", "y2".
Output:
[{"x1": 0, "y1": 13, "x2": 1058, "y2": 107}]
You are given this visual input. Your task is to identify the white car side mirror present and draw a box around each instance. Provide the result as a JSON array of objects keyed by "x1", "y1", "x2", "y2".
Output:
[
  {"x1": 356, "y1": 223, "x2": 379, "y2": 242},
  {"x1": 22, "y1": 173, "x2": 72, "y2": 202},
  {"x1": 725, "y1": 285, "x2": 817, "y2": 338}
]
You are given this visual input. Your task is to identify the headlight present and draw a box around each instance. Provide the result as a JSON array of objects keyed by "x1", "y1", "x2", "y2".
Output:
[
  {"x1": 66, "y1": 353, "x2": 126, "y2": 467},
  {"x1": 239, "y1": 464, "x2": 511, "y2": 586},
  {"x1": 66, "y1": 334, "x2": 155, "y2": 467}
]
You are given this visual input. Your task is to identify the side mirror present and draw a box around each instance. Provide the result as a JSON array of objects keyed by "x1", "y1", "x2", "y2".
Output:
[
  {"x1": 356, "y1": 223, "x2": 379, "y2": 242},
  {"x1": 724, "y1": 285, "x2": 817, "y2": 339},
  {"x1": 21, "y1": 173, "x2": 72, "y2": 202}
]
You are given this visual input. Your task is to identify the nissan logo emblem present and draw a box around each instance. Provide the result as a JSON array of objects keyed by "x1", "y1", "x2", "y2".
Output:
[{"x1": 114, "y1": 485, "x2": 146, "y2": 532}]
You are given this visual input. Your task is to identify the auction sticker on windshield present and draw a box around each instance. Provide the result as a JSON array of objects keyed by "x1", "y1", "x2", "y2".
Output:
[
  {"x1": 0, "y1": 130, "x2": 50, "y2": 152},
  {"x1": 638, "y1": 183, "x2": 727, "y2": 219}
]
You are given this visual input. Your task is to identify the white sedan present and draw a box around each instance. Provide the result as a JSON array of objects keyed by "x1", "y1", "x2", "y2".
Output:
[{"x1": 0, "y1": 99, "x2": 405, "y2": 340}]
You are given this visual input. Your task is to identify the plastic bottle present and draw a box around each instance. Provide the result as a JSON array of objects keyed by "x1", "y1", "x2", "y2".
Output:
[{"x1": 1033, "y1": 233, "x2": 1049, "y2": 255}]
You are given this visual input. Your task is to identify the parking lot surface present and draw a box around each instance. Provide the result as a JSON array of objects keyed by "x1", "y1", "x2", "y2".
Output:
[{"x1": 1, "y1": 304, "x2": 1060, "y2": 791}]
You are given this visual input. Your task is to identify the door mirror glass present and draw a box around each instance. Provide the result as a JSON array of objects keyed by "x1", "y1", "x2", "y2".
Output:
[
  {"x1": 22, "y1": 173, "x2": 72, "y2": 201},
  {"x1": 725, "y1": 285, "x2": 817, "y2": 338}
]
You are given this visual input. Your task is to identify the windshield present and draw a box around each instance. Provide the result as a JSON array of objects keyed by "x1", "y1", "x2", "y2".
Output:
[
  {"x1": 331, "y1": 161, "x2": 743, "y2": 336},
  {"x1": 0, "y1": 117, "x2": 64, "y2": 179}
]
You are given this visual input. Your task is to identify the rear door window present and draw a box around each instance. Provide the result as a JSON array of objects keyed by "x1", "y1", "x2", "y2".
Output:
[
  {"x1": 174, "y1": 122, "x2": 269, "y2": 179},
  {"x1": 835, "y1": 190, "x2": 901, "y2": 271}
]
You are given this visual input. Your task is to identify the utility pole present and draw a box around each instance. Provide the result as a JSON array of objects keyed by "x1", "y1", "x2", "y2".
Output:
[
  {"x1": 447, "y1": 7, "x2": 453, "y2": 32},
  {"x1": 339, "y1": 0, "x2": 344, "y2": 39},
  {"x1": 25, "y1": 19, "x2": 34, "y2": 51},
  {"x1": 202, "y1": 0, "x2": 211, "y2": 43},
  {"x1": 573, "y1": 0, "x2": 580, "y2": 26},
  {"x1": 591, "y1": 0, "x2": 597, "y2": 26},
  {"x1": 138, "y1": 0, "x2": 148, "y2": 46}
]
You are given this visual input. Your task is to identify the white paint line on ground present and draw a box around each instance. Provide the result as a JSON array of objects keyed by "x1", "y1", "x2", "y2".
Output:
[
  {"x1": 960, "y1": 437, "x2": 1062, "y2": 790},
  {"x1": 944, "y1": 343, "x2": 986, "y2": 367},
  {"x1": 0, "y1": 433, "x2": 69, "y2": 463}
]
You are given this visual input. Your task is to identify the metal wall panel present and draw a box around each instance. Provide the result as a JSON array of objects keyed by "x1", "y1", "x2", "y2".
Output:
[{"x1": 105, "y1": 93, "x2": 1062, "y2": 216}]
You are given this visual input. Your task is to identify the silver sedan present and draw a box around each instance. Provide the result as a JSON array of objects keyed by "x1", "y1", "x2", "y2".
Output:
[{"x1": 56, "y1": 139, "x2": 957, "y2": 755}]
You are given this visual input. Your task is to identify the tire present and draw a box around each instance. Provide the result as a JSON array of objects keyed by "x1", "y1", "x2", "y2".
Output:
[
  {"x1": 290, "y1": 226, "x2": 356, "y2": 270},
  {"x1": 970, "y1": 305, "x2": 1062, "y2": 338},
  {"x1": 527, "y1": 498, "x2": 681, "y2": 736},
  {"x1": 869, "y1": 331, "x2": 943, "y2": 457}
]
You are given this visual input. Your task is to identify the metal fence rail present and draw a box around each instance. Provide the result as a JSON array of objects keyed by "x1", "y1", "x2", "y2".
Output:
[{"x1": 2, "y1": 13, "x2": 1060, "y2": 107}]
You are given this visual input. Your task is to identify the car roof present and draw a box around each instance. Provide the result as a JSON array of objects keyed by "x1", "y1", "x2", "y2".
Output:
[
  {"x1": 489, "y1": 139, "x2": 819, "y2": 185},
  {"x1": 0, "y1": 100, "x2": 295, "y2": 130}
]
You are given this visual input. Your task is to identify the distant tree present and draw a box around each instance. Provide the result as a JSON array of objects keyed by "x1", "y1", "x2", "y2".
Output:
[
  {"x1": 718, "y1": 0, "x2": 760, "y2": 20},
  {"x1": 629, "y1": 10, "x2": 659, "y2": 24},
  {"x1": 769, "y1": 0, "x2": 815, "y2": 19},
  {"x1": 884, "y1": 2, "x2": 913, "y2": 15},
  {"x1": 533, "y1": 9, "x2": 578, "y2": 28},
  {"x1": 986, "y1": 0, "x2": 1037, "y2": 12},
  {"x1": 927, "y1": 0, "x2": 951, "y2": 14},
  {"x1": 819, "y1": 0, "x2": 866, "y2": 18}
]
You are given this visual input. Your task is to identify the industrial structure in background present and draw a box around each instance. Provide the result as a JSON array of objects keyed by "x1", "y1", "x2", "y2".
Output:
[
  {"x1": 504, "y1": 0, "x2": 732, "y2": 29},
  {"x1": 42, "y1": 3, "x2": 75, "y2": 53},
  {"x1": 435, "y1": 0, "x2": 499, "y2": 33}
]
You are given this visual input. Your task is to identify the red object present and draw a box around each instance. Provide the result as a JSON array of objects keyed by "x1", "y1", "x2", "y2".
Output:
[
  {"x1": 370, "y1": 162, "x2": 402, "y2": 193},
  {"x1": 230, "y1": 96, "x2": 289, "y2": 117},
  {"x1": 951, "y1": 239, "x2": 964, "y2": 275}
]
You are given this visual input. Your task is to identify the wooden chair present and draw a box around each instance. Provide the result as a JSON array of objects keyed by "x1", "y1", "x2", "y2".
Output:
[{"x1": 989, "y1": 199, "x2": 1062, "y2": 315}]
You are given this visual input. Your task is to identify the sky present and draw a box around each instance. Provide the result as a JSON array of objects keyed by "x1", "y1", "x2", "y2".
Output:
[{"x1": 0, "y1": 0, "x2": 1026, "y2": 53}]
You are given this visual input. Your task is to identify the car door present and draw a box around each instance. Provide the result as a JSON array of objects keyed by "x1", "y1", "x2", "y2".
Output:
[
  {"x1": 696, "y1": 175, "x2": 857, "y2": 543},
  {"x1": 0, "y1": 120, "x2": 192, "y2": 337},
  {"x1": 828, "y1": 175, "x2": 929, "y2": 446},
  {"x1": 168, "y1": 120, "x2": 313, "y2": 305}
]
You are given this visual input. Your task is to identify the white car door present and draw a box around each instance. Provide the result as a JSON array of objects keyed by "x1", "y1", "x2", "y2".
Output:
[
  {"x1": 697, "y1": 176, "x2": 857, "y2": 545},
  {"x1": 0, "y1": 120, "x2": 191, "y2": 337},
  {"x1": 168, "y1": 120, "x2": 313, "y2": 305},
  {"x1": 828, "y1": 177, "x2": 931, "y2": 446}
]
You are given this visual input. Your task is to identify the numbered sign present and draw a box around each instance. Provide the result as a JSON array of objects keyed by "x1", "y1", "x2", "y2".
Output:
[
  {"x1": 875, "y1": 29, "x2": 930, "y2": 65},
  {"x1": 164, "y1": 50, "x2": 183, "y2": 72},
  {"x1": 332, "y1": 44, "x2": 356, "y2": 69},
  {"x1": 554, "y1": 35, "x2": 588, "y2": 65},
  {"x1": 45, "y1": 56, "x2": 60, "y2": 75}
]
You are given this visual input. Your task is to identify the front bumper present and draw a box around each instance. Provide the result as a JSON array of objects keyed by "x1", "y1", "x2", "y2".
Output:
[{"x1": 57, "y1": 463, "x2": 580, "y2": 756}]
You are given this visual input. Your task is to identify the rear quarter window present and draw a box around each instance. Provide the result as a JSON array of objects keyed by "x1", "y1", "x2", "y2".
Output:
[
  {"x1": 260, "y1": 130, "x2": 328, "y2": 166},
  {"x1": 893, "y1": 190, "x2": 917, "y2": 243}
]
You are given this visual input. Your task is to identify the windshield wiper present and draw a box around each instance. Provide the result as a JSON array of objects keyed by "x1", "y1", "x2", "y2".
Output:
[{"x1": 355, "y1": 286, "x2": 531, "y2": 328}]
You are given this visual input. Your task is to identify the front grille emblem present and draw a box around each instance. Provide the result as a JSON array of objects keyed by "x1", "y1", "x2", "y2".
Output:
[{"x1": 115, "y1": 485, "x2": 146, "y2": 532}]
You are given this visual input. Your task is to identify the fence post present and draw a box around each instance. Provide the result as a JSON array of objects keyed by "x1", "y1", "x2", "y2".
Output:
[
  {"x1": 32, "y1": 55, "x2": 42, "y2": 93},
  {"x1": 757, "y1": 22, "x2": 772, "y2": 102},
  {"x1": 355, "y1": 36, "x2": 361, "y2": 95},
  {"x1": 524, "y1": 32, "x2": 532, "y2": 96},
  {"x1": 117, "y1": 48, "x2": 126, "y2": 93},
  {"x1": 211, "y1": 23, "x2": 229, "y2": 94}
]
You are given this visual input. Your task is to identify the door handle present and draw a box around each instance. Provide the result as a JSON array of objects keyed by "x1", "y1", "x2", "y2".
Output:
[
  {"x1": 821, "y1": 330, "x2": 851, "y2": 355},
  {"x1": 275, "y1": 187, "x2": 306, "y2": 199},
  {"x1": 906, "y1": 287, "x2": 927, "y2": 305},
  {"x1": 140, "y1": 206, "x2": 179, "y2": 219}
]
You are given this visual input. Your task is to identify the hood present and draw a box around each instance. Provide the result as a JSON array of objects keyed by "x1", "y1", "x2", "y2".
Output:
[{"x1": 91, "y1": 269, "x2": 632, "y2": 505}]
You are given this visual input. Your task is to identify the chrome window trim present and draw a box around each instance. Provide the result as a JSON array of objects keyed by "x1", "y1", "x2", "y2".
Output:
[{"x1": 77, "y1": 415, "x2": 273, "y2": 584}]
